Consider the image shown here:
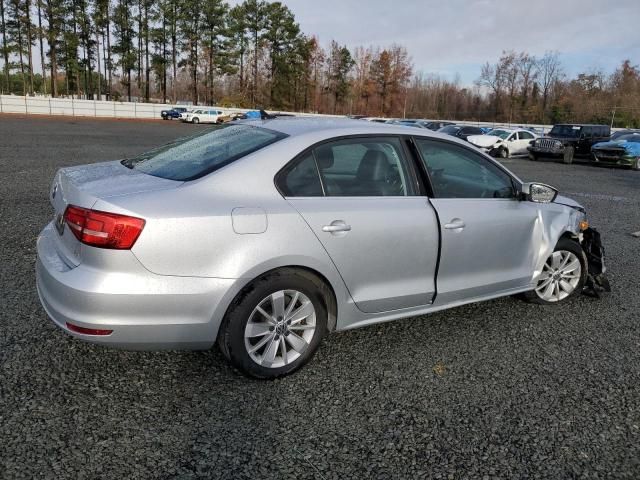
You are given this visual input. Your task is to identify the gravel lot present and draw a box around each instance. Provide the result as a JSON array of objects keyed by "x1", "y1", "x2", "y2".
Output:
[{"x1": 1, "y1": 115, "x2": 639, "y2": 479}]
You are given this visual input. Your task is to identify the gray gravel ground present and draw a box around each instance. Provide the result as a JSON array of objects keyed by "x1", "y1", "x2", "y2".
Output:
[{"x1": 1, "y1": 115, "x2": 639, "y2": 479}]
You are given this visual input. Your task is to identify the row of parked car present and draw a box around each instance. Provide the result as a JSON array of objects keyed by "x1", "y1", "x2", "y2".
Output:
[
  {"x1": 160, "y1": 107, "x2": 639, "y2": 170},
  {"x1": 160, "y1": 106, "x2": 251, "y2": 124},
  {"x1": 361, "y1": 116, "x2": 639, "y2": 170}
]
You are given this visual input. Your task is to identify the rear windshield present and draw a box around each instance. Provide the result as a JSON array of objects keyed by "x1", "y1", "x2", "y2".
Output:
[{"x1": 122, "y1": 124, "x2": 287, "y2": 181}]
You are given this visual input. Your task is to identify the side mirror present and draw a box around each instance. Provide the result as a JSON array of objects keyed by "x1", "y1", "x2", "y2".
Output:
[{"x1": 520, "y1": 182, "x2": 558, "y2": 203}]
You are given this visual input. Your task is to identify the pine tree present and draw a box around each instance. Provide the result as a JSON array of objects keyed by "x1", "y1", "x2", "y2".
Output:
[
  {"x1": 0, "y1": 0, "x2": 10, "y2": 92},
  {"x1": 263, "y1": 1, "x2": 299, "y2": 107},
  {"x1": 42, "y1": 0, "x2": 64, "y2": 96},
  {"x1": 112, "y1": 0, "x2": 136, "y2": 101},
  {"x1": 179, "y1": 0, "x2": 202, "y2": 104},
  {"x1": 36, "y1": 0, "x2": 47, "y2": 93},
  {"x1": 243, "y1": 0, "x2": 267, "y2": 106},
  {"x1": 228, "y1": 4, "x2": 247, "y2": 98}
]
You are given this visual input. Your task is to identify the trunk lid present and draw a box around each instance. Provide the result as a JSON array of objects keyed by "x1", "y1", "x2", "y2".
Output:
[{"x1": 49, "y1": 160, "x2": 181, "y2": 266}]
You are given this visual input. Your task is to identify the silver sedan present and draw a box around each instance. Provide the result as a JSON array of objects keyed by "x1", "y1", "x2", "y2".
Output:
[{"x1": 36, "y1": 118, "x2": 595, "y2": 378}]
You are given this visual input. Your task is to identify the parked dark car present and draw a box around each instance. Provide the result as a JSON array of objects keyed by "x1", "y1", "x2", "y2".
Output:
[
  {"x1": 591, "y1": 133, "x2": 640, "y2": 170},
  {"x1": 437, "y1": 124, "x2": 485, "y2": 141},
  {"x1": 389, "y1": 119, "x2": 427, "y2": 128},
  {"x1": 610, "y1": 129, "x2": 640, "y2": 141},
  {"x1": 527, "y1": 124, "x2": 610, "y2": 164},
  {"x1": 161, "y1": 107, "x2": 188, "y2": 120},
  {"x1": 422, "y1": 120, "x2": 456, "y2": 131}
]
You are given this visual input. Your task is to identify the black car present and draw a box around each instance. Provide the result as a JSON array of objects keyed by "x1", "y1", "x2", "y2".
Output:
[
  {"x1": 437, "y1": 124, "x2": 484, "y2": 141},
  {"x1": 527, "y1": 124, "x2": 611, "y2": 164},
  {"x1": 161, "y1": 107, "x2": 188, "y2": 120},
  {"x1": 421, "y1": 120, "x2": 456, "y2": 131}
]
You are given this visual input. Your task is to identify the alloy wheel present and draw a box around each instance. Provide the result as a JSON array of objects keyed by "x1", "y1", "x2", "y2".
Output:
[
  {"x1": 535, "y1": 250, "x2": 582, "y2": 302},
  {"x1": 244, "y1": 290, "x2": 316, "y2": 368}
]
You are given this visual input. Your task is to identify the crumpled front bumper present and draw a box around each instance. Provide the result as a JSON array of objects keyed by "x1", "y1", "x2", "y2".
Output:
[{"x1": 580, "y1": 227, "x2": 611, "y2": 297}]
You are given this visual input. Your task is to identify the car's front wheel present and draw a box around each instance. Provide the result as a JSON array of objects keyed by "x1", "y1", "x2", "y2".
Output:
[
  {"x1": 218, "y1": 269, "x2": 328, "y2": 378},
  {"x1": 498, "y1": 147, "x2": 509, "y2": 159},
  {"x1": 528, "y1": 152, "x2": 537, "y2": 161},
  {"x1": 523, "y1": 238, "x2": 587, "y2": 304},
  {"x1": 192, "y1": 117, "x2": 199, "y2": 124}
]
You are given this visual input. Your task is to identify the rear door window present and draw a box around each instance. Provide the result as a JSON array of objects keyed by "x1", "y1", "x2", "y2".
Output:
[
  {"x1": 519, "y1": 131, "x2": 534, "y2": 140},
  {"x1": 314, "y1": 137, "x2": 415, "y2": 197},
  {"x1": 277, "y1": 153, "x2": 323, "y2": 197}
]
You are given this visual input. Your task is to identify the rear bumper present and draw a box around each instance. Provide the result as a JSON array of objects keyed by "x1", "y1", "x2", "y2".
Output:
[{"x1": 36, "y1": 224, "x2": 236, "y2": 350}]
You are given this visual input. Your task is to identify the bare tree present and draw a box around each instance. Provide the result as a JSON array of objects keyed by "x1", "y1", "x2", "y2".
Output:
[
  {"x1": 538, "y1": 51, "x2": 562, "y2": 123},
  {"x1": 517, "y1": 52, "x2": 537, "y2": 111}
]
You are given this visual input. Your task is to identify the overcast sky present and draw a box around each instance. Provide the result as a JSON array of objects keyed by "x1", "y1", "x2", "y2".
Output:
[{"x1": 237, "y1": 0, "x2": 640, "y2": 85}]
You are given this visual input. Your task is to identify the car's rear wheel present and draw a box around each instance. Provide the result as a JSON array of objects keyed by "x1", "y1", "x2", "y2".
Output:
[
  {"x1": 522, "y1": 238, "x2": 587, "y2": 305},
  {"x1": 218, "y1": 269, "x2": 328, "y2": 379},
  {"x1": 192, "y1": 117, "x2": 199, "y2": 124},
  {"x1": 563, "y1": 146, "x2": 574, "y2": 164}
]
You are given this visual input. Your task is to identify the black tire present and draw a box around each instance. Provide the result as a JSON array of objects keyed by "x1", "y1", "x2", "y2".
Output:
[
  {"x1": 217, "y1": 268, "x2": 329, "y2": 379},
  {"x1": 499, "y1": 147, "x2": 509, "y2": 159},
  {"x1": 521, "y1": 237, "x2": 588, "y2": 305},
  {"x1": 192, "y1": 117, "x2": 199, "y2": 124},
  {"x1": 528, "y1": 152, "x2": 538, "y2": 161},
  {"x1": 562, "y1": 146, "x2": 574, "y2": 164}
]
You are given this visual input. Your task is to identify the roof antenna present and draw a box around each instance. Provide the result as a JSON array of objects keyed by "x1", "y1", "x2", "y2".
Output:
[{"x1": 260, "y1": 109, "x2": 276, "y2": 120}]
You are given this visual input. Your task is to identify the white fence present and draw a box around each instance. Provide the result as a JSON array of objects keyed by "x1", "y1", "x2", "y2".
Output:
[
  {"x1": 0, "y1": 94, "x2": 563, "y2": 132},
  {"x1": 0, "y1": 94, "x2": 254, "y2": 119}
]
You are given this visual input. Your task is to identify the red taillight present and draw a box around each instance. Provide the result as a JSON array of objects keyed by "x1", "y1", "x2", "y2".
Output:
[
  {"x1": 66, "y1": 322, "x2": 113, "y2": 336},
  {"x1": 63, "y1": 205, "x2": 145, "y2": 250}
]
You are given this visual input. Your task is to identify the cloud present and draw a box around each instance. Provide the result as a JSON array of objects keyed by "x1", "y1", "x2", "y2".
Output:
[{"x1": 275, "y1": 0, "x2": 639, "y2": 81}]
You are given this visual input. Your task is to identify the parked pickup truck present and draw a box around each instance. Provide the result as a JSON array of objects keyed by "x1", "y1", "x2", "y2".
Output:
[{"x1": 527, "y1": 124, "x2": 610, "y2": 164}]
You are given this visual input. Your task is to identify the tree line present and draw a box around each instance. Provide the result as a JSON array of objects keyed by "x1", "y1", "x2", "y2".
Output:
[{"x1": 1, "y1": 0, "x2": 638, "y2": 126}]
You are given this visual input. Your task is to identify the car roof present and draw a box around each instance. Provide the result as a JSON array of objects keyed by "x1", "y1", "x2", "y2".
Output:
[
  {"x1": 235, "y1": 116, "x2": 476, "y2": 146},
  {"x1": 238, "y1": 116, "x2": 428, "y2": 137},
  {"x1": 555, "y1": 123, "x2": 609, "y2": 127}
]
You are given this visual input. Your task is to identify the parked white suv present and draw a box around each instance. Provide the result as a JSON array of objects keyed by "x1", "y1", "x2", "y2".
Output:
[{"x1": 181, "y1": 109, "x2": 226, "y2": 124}]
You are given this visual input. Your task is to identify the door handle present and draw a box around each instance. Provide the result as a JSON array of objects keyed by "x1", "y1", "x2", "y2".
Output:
[
  {"x1": 444, "y1": 219, "x2": 466, "y2": 230},
  {"x1": 322, "y1": 221, "x2": 351, "y2": 233}
]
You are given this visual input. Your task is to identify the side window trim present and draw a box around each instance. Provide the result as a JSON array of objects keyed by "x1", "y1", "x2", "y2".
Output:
[
  {"x1": 405, "y1": 136, "x2": 434, "y2": 197},
  {"x1": 310, "y1": 149, "x2": 327, "y2": 196}
]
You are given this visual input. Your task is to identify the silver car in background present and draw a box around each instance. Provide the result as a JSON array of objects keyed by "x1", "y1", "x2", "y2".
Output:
[{"x1": 36, "y1": 118, "x2": 595, "y2": 378}]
